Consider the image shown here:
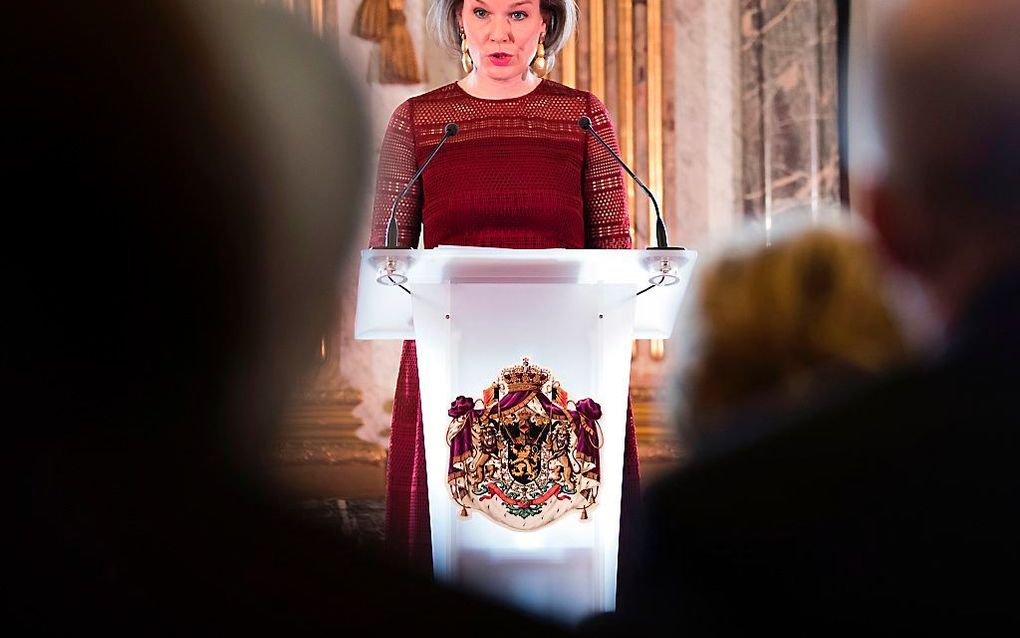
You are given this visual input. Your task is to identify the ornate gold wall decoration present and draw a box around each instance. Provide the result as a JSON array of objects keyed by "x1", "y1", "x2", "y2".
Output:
[
  {"x1": 379, "y1": 0, "x2": 422, "y2": 84},
  {"x1": 353, "y1": 0, "x2": 389, "y2": 41},
  {"x1": 275, "y1": 0, "x2": 420, "y2": 84}
]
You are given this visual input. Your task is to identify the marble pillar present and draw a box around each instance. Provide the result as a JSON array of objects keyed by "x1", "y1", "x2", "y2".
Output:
[{"x1": 739, "y1": 0, "x2": 841, "y2": 232}]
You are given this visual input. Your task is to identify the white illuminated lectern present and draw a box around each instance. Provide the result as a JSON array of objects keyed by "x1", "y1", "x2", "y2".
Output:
[{"x1": 354, "y1": 246, "x2": 697, "y2": 625}]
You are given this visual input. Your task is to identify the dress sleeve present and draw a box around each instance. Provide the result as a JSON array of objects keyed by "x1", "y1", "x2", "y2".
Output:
[
  {"x1": 369, "y1": 100, "x2": 422, "y2": 248},
  {"x1": 583, "y1": 92, "x2": 632, "y2": 249}
]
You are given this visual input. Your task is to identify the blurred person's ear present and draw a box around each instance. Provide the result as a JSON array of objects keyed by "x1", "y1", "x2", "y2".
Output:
[
  {"x1": 859, "y1": 175, "x2": 946, "y2": 348},
  {"x1": 861, "y1": 176, "x2": 936, "y2": 277}
]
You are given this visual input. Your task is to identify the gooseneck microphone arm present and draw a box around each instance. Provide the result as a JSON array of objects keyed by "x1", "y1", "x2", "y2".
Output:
[
  {"x1": 383, "y1": 122, "x2": 459, "y2": 249},
  {"x1": 578, "y1": 115, "x2": 672, "y2": 249}
]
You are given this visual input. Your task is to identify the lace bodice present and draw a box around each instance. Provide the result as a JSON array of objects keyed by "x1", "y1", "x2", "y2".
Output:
[{"x1": 370, "y1": 79, "x2": 632, "y2": 250}]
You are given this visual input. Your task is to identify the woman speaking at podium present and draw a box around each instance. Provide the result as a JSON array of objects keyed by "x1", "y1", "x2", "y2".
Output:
[{"x1": 370, "y1": 0, "x2": 639, "y2": 573}]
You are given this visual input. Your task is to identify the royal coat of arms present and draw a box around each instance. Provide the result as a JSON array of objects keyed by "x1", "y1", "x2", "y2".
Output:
[{"x1": 446, "y1": 358, "x2": 603, "y2": 531}]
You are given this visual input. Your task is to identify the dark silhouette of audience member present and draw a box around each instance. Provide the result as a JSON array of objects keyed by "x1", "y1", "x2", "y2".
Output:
[
  {"x1": 620, "y1": 1, "x2": 1020, "y2": 633},
  {"x1": 679, "y1": 225, "x2": 908, "y2": 445},
  {"x1": 7, "y1": 2, "x2": 563, "y2": 633}
]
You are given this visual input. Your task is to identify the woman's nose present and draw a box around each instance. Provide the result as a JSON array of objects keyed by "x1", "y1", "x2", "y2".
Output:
[{"x1": 490, "y1": 18, "x2": 513, "y2": 43}]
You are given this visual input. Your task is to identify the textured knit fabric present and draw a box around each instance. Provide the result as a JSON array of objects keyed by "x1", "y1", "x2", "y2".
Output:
[{"x1": 370, "y1": 79, "x2": 641, "y2": 574}]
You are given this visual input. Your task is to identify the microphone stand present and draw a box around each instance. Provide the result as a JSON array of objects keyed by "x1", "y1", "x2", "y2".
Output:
[
  {"x1": 374, "y1": 123, "x2": 460, "y2": 295},
  {"x1": 578, "y1": 116, "x2": 686, "y2": 297},
  {"x1": 578, "y1": 116, "x2": 683, "y2": 251},
  {"x1": 384, "y1": 122, "x2": 460, "y2": 249}
]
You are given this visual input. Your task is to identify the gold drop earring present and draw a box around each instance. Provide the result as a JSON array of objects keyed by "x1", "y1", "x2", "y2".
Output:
[
  {"x1": 531, "y1": 33, "x2": 547, "y2": 77},
  {"x1": 460, "y1": 28, "x2": 473, "y2": 75}
]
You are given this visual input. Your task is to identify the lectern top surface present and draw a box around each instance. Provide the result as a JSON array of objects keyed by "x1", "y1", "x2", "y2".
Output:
[{"x1": 364, "y1": 246, "x2": 695, "y2": 285}]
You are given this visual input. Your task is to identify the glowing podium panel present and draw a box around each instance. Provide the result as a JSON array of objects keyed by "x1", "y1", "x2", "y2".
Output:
[{"x1": 355, "y1": 246, "x2": 696, "y2": 625}]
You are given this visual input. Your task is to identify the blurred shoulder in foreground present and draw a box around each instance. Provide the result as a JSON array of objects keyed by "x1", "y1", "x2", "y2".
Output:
[
  {"x1": 622, "y1": 0, "x2": 1020, "y2": 629},
  {"x1": 6, "y1": 2, "x2": 564, "y2": 633}
]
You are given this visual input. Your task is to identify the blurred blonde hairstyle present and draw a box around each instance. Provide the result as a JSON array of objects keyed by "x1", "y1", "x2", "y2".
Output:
[{"x1": 684, "y1": 226, "x2": 907, "y2": 436}]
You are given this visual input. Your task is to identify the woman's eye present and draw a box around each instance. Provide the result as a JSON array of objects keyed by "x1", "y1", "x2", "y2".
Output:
[
  {"x1": 473, "y1": 8, "x2": 488, "y2": 18},
  {"x1": 511, "y1": 11, "x2": 528, "y2": 21}
]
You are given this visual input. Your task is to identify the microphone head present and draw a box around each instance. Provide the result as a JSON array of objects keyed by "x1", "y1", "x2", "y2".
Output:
[
  {"x1": 577, "y1": 116, "x2": 592, "y2": 130},
  {"x1": 445, "y1": 122, "x2": 459, "y2": 136}
]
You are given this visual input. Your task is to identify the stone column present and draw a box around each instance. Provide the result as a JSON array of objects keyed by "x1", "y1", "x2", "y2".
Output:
[{"x1": 739, "y1": 0, "x2": 841, "y2": 234}]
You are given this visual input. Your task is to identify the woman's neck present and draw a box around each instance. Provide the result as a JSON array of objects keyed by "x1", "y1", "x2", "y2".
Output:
[{"x1": 457, "y1": 72, "x2": 542, "y2": 100}]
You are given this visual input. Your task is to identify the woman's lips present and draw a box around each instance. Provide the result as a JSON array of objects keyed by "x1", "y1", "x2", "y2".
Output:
[{"x1": 488, "y1": 52, "x2": 513, "y2": 67}]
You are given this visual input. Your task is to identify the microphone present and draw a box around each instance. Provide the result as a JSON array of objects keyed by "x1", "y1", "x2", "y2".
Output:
[
  {"x1": 383, "y1": 122, "x2": 460, "y2": 249},
  {"x1": 578, "y1": 116, "x2": 681, "y2": 250}
]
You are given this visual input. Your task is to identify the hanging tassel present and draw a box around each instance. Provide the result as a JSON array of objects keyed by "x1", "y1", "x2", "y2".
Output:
[
  {"x1": 580, "y1": 505, "x2": 588, "y2": 521},
  {"x1": 380, "y1": 0, "x2": 421, "y2": 84},
  {"x1": 460, "y1": 505, "x2": 469, "y2": 517},
  {"x1": 352, "y1": 0, "x2": 389, "y2": 42}
]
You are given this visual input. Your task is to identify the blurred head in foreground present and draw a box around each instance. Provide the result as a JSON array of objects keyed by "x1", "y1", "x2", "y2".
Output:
[
  {"x1": 7, "y1": 1, "x2": 366, "y2": 481},
  {"x1": 680, "y1": 223, "x2": 908, "y2": 442},
  {"x1": 6, "y1": 0, "x2": 380, "y2": 630},
  {"x1": 864, "y1": 0, "x2": 1020, "y2": 330},
  {"x1": 620, "y1": 3, "x2": 1020, "y2": 631}
]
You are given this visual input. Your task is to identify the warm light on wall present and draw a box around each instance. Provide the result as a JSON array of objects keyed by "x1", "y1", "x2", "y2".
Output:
[
  {"x1": 561, "y1": 28, "x2": 577, "y2": 88},
  {"x1": 650, "y1": 338, "x2": 665, "y2": 361},
  {"x1": 311, "y1": 0, "x2": 323, "y2": 35},
  {"x1": 589, "y1": 0, "x2": 606, "y2": 101},
  {"x1": 618, "y1": 0, "x2": 636, "y2": 238},
  {"x1": 647, "y1": 0, "x2": 663, "y2": 249}
]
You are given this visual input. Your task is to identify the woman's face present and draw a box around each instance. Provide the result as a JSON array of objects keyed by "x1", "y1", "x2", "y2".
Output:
[{"x1": 460, "y1": 0, "x2": 546, "y2": 81}]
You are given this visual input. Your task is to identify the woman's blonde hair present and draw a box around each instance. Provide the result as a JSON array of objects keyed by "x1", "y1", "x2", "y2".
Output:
[
  {"x1": 426, "y1": 0, "x2": 577, "y2": 72},
  {"x1": 684, "y1": 227, "x2": 908, "y2": 433}
]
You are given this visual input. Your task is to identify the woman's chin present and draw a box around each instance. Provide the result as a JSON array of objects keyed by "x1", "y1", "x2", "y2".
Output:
[{"x1": 479, "y1": 63, "x2": 525, "y2": 82}]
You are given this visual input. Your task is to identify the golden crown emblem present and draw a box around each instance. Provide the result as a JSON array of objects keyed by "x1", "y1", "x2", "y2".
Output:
[{"x1": 500, "y1": 357, "x2": 551, "y2": 392}]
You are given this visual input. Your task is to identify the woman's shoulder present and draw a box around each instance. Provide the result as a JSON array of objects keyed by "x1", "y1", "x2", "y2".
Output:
[
  {"x1": 385, "y1": 83, "x2": 461, "y2": 128},
  {"x1": 392, "y1": 82, "x2": 466, "y2": 123},
  {"x1": 537, "y1": 78, "x2": 587, "y2": 99},
  {"x1": 537, "y1": 80, "x2": 606, "y2": 112}
]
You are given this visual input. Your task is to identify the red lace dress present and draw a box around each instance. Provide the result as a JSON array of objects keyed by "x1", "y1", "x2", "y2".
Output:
[{"x1": 370, "y1": 79, "x2": 640, "y2": 573}]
